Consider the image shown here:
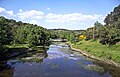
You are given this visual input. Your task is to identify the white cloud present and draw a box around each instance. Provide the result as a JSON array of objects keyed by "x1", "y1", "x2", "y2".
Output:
[
  {"x1": 0, "y1": 7, "x2": 13, "y2": 16},
  {"x1": 47, "y1": 7, "x2": 51, "y2": 11},
  {"x1": 30, "y1": 20, "x2": 40, "y2": 25},
  {"x1": 19, "y1": 9, "x2": 23, "y2": 12},
  {"x1": 45, "y1": 13, "x2": 103, "y2": 24},
  {"x1": 17, "y1": 10, "x2": 44, "y2": 20}
]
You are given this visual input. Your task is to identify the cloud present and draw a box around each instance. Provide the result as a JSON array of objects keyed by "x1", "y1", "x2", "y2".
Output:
[
  {"x1": 45, "y1": 13, "x2": 103, "y2": 24},
  {"x1": 19, "y1": 9, "x2": 23, "y2": 12},
  {"x1": 17, "y1": 10, "x2": 44, "y2": 20},
  {"x1": 0, "y1": 7, "x2": 105, "y2": 29},
  {"x1": 47, "y1": 7, "x2": 51, "y2": 11},
  {"x1": 0, "y1": 7, "x2": 13, "y2": 16},
  {"x1": 29, "y1": 20, "x2": 40, "y2": 25}
]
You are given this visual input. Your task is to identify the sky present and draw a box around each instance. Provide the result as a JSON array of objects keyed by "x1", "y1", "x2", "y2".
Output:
[{"x1": 0, "y1": 0, "x2": 120, "y2": 30}]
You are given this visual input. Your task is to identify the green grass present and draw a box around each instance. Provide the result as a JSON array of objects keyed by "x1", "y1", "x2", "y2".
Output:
[
  {"x1": 6, "y1": 44, "x2": 48, "y2": 53},
  {"x1": 73, "y1": 40, "x2": 120, "y2": 63},
  {"x1": 6, "y1": 44, "x2": 49, "y2": 49},
  {"x1": 6, "y1": 44, "x2": 29, "y2": 48}
]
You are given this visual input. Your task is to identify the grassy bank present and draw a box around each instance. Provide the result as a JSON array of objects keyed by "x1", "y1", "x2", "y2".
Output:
[{"x1": 72, "y1": 40, "x2": 120, "y2": 63}]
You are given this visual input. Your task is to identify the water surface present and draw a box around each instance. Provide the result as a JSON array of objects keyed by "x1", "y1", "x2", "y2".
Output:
[{"x1": 0, "y1": 43, "x2": 120, "y2": 77}]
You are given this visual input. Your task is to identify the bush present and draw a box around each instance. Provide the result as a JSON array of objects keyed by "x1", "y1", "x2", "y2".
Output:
[
  {"x1": 99, "y1": 38, "x2": 120, "y2": 46},
  {"x1": 99, "y1": 38, "x2": 109, "y2": 45}
]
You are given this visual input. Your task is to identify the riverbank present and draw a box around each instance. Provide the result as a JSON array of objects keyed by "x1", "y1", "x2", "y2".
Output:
[
  {"x1": 68, "y1": 40, "x2": 120, "y2": 67},
  {"x1": 0, "y1": 44, "x2": 48, "y2": 61}
]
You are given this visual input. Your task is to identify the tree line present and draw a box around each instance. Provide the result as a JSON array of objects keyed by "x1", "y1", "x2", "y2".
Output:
[
  {"x1": 0, "y1": 16, "x2": 51, "y2": 50},
  {"x1": 81, "y1": 5, "x2": 120, "y2": 46}
]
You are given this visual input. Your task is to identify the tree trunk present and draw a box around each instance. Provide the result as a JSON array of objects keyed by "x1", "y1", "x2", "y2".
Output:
[{"x1": 92, "y1": 28, "x2": 95, "y2": 40}]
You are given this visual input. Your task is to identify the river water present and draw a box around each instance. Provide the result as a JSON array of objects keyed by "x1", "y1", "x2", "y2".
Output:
[{"x1": 0, "y1": 42, "x2": 120, "y2": 77}]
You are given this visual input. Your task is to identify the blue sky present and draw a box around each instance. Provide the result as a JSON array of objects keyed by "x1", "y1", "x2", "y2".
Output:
[{"x1": 0, "y1": 0, "x2": 120, "y2": 30}]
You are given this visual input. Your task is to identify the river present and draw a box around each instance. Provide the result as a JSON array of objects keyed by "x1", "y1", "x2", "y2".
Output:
[{"x1": 0, "y1": 42, "x2": 120, "y2": 77}]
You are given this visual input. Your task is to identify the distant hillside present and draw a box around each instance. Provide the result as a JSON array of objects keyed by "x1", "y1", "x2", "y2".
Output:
[{"x1": 49, "y1": 29, "x2": 85, "y2": 35}]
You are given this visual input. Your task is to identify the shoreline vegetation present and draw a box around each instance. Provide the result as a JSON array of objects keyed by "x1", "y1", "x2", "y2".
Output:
[
  {"x1": 0, "y1": 44, "x2": 48, "y2": 61},
  {"x1": 68, "y1": 40, "x2": 120, "y2": 67}
]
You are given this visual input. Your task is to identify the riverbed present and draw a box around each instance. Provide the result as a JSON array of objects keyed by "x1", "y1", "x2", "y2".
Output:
[{"x1": 0, "y1": 42, "x2": 120, "y2": 77}]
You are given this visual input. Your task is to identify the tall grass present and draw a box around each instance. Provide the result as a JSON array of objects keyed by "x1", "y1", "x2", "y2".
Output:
[{"x1": 73, "y1": 40, "x2": 120, "y2": 63}]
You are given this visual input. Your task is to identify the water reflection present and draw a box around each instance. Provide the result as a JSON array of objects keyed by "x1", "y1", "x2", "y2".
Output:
[{"x1": 0, "y1": 43, "x2": 120, "y2": 77}]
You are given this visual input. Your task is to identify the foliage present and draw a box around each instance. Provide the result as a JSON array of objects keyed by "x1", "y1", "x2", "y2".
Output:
[
  {"x1": 49, "y1": 29, "x2": 76, "y2": 43},
  {"x1": 0, "y1": 25, "x2": 13, "y2": 46},
  {"x1": 0, "y1": 16, "x2": 50, "y2": 48},
  {"x1": 59, "y1": 31, "x2": 76, "y2": 43},
  {"x1": 73, "y1": 40, "x2": 120, "y2": 63},
  {"x1": 83, "y1": 5, "x2": 120, "y2": 45},
  {"x1": 79, "y1": 35, "x2": 86, "y2": 40},
  {"x1": 104, "y1": 5, "x2": 120, "y2": 25},
  {"x1": 14, "y1": 25, "x2": 50, "y2": 46}
]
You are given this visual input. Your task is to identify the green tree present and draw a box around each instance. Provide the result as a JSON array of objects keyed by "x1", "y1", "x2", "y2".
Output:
[
  {"x1": 104, "y1": 5, "x2": 120, "y2": 25},
  {"x1": 0, "y1": 25, "x2": 13, "y2": 46}
]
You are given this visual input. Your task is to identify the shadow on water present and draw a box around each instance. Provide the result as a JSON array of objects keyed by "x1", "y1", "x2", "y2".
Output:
[
  {"x1": 0, "y1": 47, "x2": 48, "y2": 77},
  {"x1": 0, "y1": 47, "x2": 29, "y2": 71}
]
